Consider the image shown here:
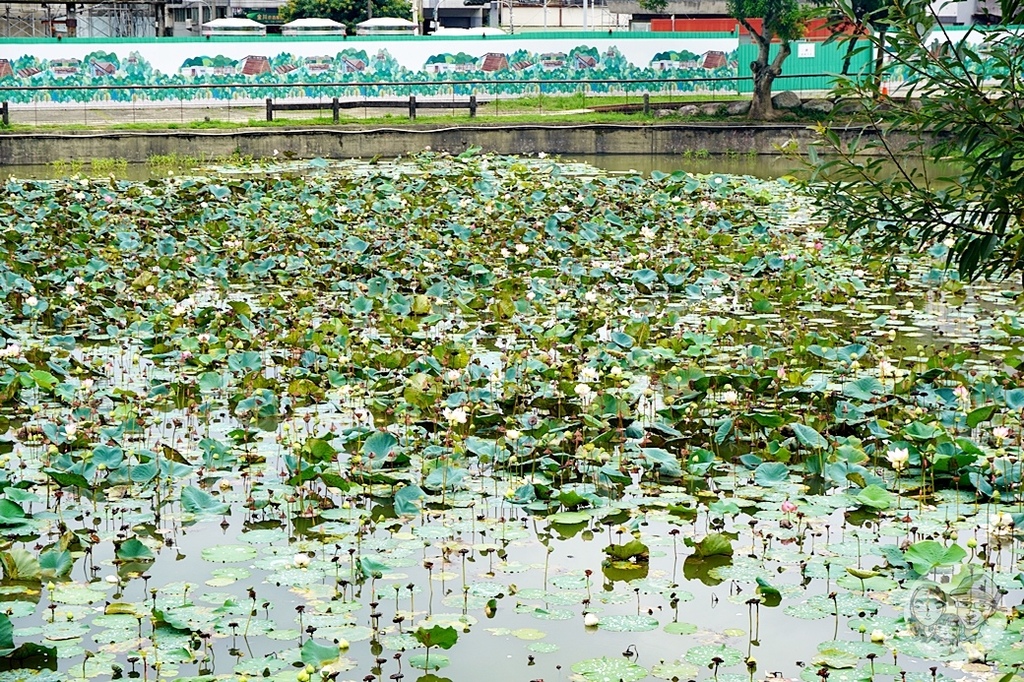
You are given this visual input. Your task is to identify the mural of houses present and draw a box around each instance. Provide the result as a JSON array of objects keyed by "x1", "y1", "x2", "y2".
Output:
[
  {"x1": 651, "y1": 58, "x2": 698, "y2": 70},
  {"x1": 4, "y1": 41, "x2": 751, "y2": 105},
  {"x1": 180, "y1": 56, "x2": 238, "y2": 77},
  {"x1": 340, "y1": 56, "x2": 366, "y2": 73},
  {"x1": 480, "y1": 52, "x2": 509, "y2": 72},
  {"x1": 303, "y1": 55, "x2": 333, "y2": 73},
  {"x1": 539, "y1": 52, "x2": 566, "y2": 69},
  {"x1": 573, "y1": 53, "x2": 597, "y2": 69},
  {"x1": 89, "y1": 59, "x2": 117, "y2": 77},
  {"x1": 49, "y1": 58, "x2": 81, "y2": 77},
  {"x1": 426, "y1": 61, "x2": 473, "y2": 74},
  {"x1": 702, "y1": 50, "x2": 728, "y2": 69},
  {"x1": 238, "y1": 55, "x2": 270, "y2": 76}
]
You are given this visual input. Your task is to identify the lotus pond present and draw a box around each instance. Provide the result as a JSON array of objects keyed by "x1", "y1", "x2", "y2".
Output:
[{"x1": 0, "y1": 152, "x2": 1023, "y2": 682}]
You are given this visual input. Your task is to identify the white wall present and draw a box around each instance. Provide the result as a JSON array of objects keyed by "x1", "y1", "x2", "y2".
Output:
[{"x1": 500, "y1": 6, "x2": 629, "y2": 29}]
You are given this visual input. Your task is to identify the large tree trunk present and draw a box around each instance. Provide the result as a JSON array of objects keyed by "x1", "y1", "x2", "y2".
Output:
[
  {"x1": 747, "y1": 38, "x2": 791, "y2": 119},
  {"x1": 747, "y1": 33, "x2": 774, "y2": 119},
  {"x1": 749, "y1": 63, "x2": 777, "y2": 118}
]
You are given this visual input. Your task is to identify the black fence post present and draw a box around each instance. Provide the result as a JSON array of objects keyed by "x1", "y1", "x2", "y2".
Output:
[
  {"x1": 265, "y1": 98, "x2": 273, "y2": 122},
  {"x1": 332, "y1": 97, "x2": 340, "y2": 124},
  {"x1": 1, "y1": 102, "x2": 8, "y2": 126},
  {"x1": 642, "y1": 93, "x2": 650, "y2": 116},
  {"x1": 469, "y1": 94, "x2": 477, "y2": 118},
  {"x1": 408, "y1": 95, "x2": 416, "y2": 120}
]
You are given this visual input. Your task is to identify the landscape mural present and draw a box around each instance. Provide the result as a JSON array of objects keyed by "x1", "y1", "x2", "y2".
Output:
[{"x1": 0, "y1": 36, "x2": 745, "y2": 104}]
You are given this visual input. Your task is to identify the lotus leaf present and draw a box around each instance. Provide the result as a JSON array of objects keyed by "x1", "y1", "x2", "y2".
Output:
[
  {"x1": 683, "y1": 643, "x2": 744, "y2": 667},
  {"x1": 571, "y1": 657, "x2": 649, "y2": 682},
  {"x1": 200, "y1": 545, "x2": 258, "y2": 563}
]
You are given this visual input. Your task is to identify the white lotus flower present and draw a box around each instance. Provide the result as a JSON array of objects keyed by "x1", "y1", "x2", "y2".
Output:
[
  {"x1": 443, "y1": 406, "x2": 468, "y2": 425},
  {"x1": 887, "y1": 447, "x2": 909, "y2": 472},
  {"x1": 583, "y1": 613, "x2": 599, "y2": 627},
  {"x1": 293, "y1": 553, "x2": 311, "y2": 569}
]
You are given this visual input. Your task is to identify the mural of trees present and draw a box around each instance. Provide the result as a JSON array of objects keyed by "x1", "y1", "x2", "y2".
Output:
[{"x1": 2, "y1": 40, "x2": 747, "y2": 104}]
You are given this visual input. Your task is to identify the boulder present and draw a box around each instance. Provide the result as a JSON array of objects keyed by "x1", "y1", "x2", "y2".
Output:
[
  {"x1": 771, "y1": 90, "x2": 802, "y2": 109},
  {"x1": 700, "y1": 102, "x2": 726, "y2": 116},
  {"x1": 678, "y1": 104, "x2": 700, "y2": 117},
  {"x1": 655, "y1": 109, "x2": 675, "y2": 118},
  {"x1": 833, "y1": 99, "x2": 867, "y2": 115},
  {"x1": 726, "y1": 100, "x2": 751, "y2": 116},
  {"x1": 801, "y1": 98, "x2": 834, "y2": 114}
]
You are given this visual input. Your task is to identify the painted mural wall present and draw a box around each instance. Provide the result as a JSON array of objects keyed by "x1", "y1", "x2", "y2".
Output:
[
  {"x1": 0, "y1": 34, "x2": 763, "y2": 105},
  {"x1": 0, "y1": 28, "x2": 996, "y2": 105}
]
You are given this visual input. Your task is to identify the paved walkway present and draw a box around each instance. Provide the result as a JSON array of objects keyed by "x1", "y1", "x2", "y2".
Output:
[{"x1": 4, "y1": 95, "x2": 611, "y2": 126}]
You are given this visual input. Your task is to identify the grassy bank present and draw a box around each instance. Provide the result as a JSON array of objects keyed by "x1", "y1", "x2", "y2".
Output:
[{"x1": 0, "y1": 92, "x2": 837, "y2": 133}]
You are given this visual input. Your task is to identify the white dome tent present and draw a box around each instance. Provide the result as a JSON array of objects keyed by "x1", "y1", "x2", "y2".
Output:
[
  {"x1": 354, "y1": 17, "x2": 418, "y2": 35},
  {"x1": 200, "y1": 17, "x2": 266, "y2": 36},
  {"x1": 280, "y1": 17, "x2": 347, "y2": 36}
]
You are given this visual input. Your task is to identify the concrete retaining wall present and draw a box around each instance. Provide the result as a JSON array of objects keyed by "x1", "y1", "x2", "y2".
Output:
[{"x1": 0, "y1": 123, "x2": 910, "y2": 166}]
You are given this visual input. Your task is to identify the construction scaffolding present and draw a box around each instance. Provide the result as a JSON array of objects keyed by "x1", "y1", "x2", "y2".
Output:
[{"x1": 1, "y1": 0, "x2": 161, "y2": 37}]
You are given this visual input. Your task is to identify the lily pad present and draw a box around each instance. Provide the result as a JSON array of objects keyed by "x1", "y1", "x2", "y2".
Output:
[
  {"x1": 571, "y1": 656, "x2": 649, "y2": 682},
  {"x1": 200, "y1": 545, "x2": 258, "y2": 563}
]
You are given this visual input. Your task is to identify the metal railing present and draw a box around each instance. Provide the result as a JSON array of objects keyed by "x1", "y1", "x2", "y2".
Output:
[{"x1": 0, "y1": 74, "x2": 841, "y2": 126}]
